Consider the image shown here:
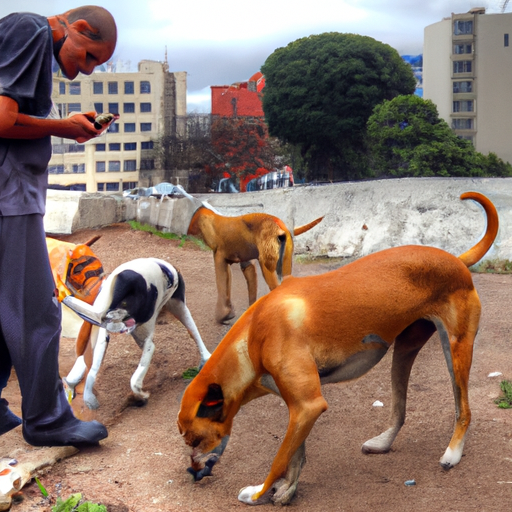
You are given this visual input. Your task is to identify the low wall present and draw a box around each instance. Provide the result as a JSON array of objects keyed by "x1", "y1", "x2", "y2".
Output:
[{"x1": 45, "y1": 177, "x2": 512, "y2": 263}]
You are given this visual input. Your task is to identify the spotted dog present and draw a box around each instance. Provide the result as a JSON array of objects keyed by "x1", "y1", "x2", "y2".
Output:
[
  {"x1": 63, "y1": 258, "x2": 210, "y2": 409},
  {"x1": 177, "y1": 192, "x2": 498, "y2": 506}
]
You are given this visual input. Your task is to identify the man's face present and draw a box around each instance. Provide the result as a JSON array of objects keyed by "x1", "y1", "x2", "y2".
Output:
[{"x1": 57, "y1": 20, "x2": 115, "y2": 79}]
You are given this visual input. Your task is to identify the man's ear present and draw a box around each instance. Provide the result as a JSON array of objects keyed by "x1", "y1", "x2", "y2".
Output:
[{"x1": 70, "y1": 19, "x2": 98, "y2": 36}]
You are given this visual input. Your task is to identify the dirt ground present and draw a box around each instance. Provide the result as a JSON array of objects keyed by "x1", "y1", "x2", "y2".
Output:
[{"x1": 2, "y1": 223, "x2": 512, "y2": 512}]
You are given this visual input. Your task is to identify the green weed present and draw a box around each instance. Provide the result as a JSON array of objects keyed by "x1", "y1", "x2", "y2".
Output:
[
  {"x1": 494, "y1": 380, "x2": 512, "y2": 409},
  {"x1": 472, "y1": 259, "x2": 512, "y2": 274},
  {"x1": 127, "y1": 221, "x2": 209, "y2": 251},
  {"x1": 182, "y1": 367, "x2": 200, "y2": 380}
]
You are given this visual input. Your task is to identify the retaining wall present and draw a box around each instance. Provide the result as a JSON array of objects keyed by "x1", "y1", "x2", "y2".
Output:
[{"x1": 45, "y1": 177, "x2": 512, "y2": 263}]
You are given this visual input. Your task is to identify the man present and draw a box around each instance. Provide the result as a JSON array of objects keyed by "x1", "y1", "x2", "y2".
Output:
[{"x1": 0, "y1": 6, "x2": 117, "y2": 446}]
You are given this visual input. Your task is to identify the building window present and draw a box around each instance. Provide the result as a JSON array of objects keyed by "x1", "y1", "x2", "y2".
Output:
[
  {"x1": 93, "y1": 82, "x2": 103, "y2": 94},
  {"x1": 140, "y1": 123, "x2": 152, "y2": 132},
  {"x1": 108, "y1": 81, "x2": 118, "y2": 94},
  {"x1": 453, "y1": 61, "x2": 472, "y2": 73},
  {"x1": 124, "y1": 81, "x2": 134, "y2": 94},
  {"x1": 68, "y1": 103, "x2": 81, "y2": 113},
  {"x1": 96, "y1": 143, "x2": 106, "y2": 151},
  {"x1": 124, "y1": 123, "x2": 136, "y2": 132},
  {"x1": 109, "y1": 161, "x2": 121, "y2": 172},
  {"x1": 124, "y1": 160, "x2": 137, "y2": 171},
  {"x1": 453, "y1": 43, "x2": 472, "y2": 54},
  {"x1": 123, "y1": 103, "x2": 135, "y2": 113},
  {"x1": 108, "y1": 123, "x2": 119, "y2": 133},
  {"x1": 140, "y1": 102, "x2": 152, "y2": 113},
  {"x1": 69, "y1": 82, "x2": 81, "y2": 95},
  {"x1": 59, "y1": 82, "x2": 66, "y2": 94},
  {"x1": 454, "y1": 20, "x2": 473, "y2": 35},
  {"x1": 72, "y1": 163, "x2": 85, "y2": 173},
  {"x1": 141, "y1": 141, "x2": 154, "y2": 150},
  {"x1": 453, "y1": 81, "x2": 472, "y2": 93},
  {"x1": 106, "y1": 182, "x2": 120, "y2": 191},
  {"x1": 96, "y1": 161, "x2": 106, "y2": 173},
  {"x1": 141, "y1": 159, "x2": 154, "y2": 170},
  {"x1": 140, "y1": 81, "x2": 151, "y2": 94},
  {"x1": 48, "y1": 165, "x2": 64, "y2": 174},
  {"x1": 123, "y1": 181, "x2": 137, "y2": 190},
  {"x1": 452, "y1": 118, "x2": 473, "y2": 130},
  {"x1": 453, "y1": 100, "x2": 474, "y2": 113},
  {"x1": 108, "y1": 103, "x2": 119, "y2": 114},
  {"x1": 94, "y1": 102, "x2": 104, "y2": 114},
  {"x1": 124, "y1": 142, "x2": 136, "y2": 150},
  {"x1": 97, "y1": 183, "x2": 105, "y2": 191},
  {"x1": 505, "y1": 34, "x2": 509, "y2": 47},
  {"x1": 109, "y1": 143, "x2": 121, "y2": 151}
]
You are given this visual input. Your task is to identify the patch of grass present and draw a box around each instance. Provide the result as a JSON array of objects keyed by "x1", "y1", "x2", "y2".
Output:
[
  {"x1": 35, "y1": 479, "x2": 106, "y2": 512},
  {"x1": 182, "y1": 366, "x2": 200, "y2": 380},
  {"x1": 128, "y1": 221, "x2": 209, "y2": 251},
  {"x1": 494, "y1": 380, "x2": 512, "y2": 409},
  {"x1": 472, "y1": 259, "x2": 512, "y2": 274}
]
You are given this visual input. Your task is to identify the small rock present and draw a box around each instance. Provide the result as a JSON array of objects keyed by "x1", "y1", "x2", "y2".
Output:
[
  {"x1": 404, "y1": 479, "x2": 416, "y2": 486},
  {"x1": 488, "y1": 372, "x2": 503, "y2": 378},
  {"x1": 372, "y1": 400, "x2": 384, "y2": 407}
]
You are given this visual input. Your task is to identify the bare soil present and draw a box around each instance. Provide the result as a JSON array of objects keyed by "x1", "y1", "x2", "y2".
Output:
[{"x1": 2, "y1": 223, "x2": 512, "y2": 512}]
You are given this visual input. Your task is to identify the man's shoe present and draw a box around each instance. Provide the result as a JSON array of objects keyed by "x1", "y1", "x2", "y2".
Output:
[
  {"x1": 0, "y1": 399, "x2": 22, "y2": 436},
  {"x1": 23, "y1": 418, "x2": 108, "y2": 447}
]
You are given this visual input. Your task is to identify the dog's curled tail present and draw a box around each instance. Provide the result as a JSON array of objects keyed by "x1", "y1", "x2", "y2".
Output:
[
  {"x1": 458, "y1": 191, "x2": 499, "y2": 268},
  {"x1": 293, "y1": 216, "x2": 324, "y2": 236}
]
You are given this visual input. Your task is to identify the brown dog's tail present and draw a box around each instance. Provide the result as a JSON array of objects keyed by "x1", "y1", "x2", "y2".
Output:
[
  {"x1": 293, "y1": 216, "x2": 324, "y2": 236},
  {"x1": 458, "y1": 192, "x2": 499, "y2": 268}
]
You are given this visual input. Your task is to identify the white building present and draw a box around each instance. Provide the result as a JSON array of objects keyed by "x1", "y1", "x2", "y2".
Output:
[{"x1": 424, "y1": 7, "x2": 512, "y2": 164}]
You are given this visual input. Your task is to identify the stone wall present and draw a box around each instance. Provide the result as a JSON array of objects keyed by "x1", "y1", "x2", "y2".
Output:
[{"x1": 45, "y1": 177, "x2": 512, "y2": 263}]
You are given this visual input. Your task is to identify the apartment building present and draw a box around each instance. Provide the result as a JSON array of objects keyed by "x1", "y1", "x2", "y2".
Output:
[
  {"x1": 424, "y1": 8, "x2": 512, "y2": 164},
  {"x1": 48, "y1": 60, "x2": 187, "y2": 192}
]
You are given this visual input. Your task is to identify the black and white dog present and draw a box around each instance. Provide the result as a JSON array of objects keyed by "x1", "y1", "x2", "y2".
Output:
[{"x1": 63, "y1": 258, "x2": 211, "y2": 409}]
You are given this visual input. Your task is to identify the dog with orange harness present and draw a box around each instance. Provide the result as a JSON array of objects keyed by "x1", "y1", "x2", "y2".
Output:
[{"x1": 177, "y1": 191, "x2": 498, "y2": 506}]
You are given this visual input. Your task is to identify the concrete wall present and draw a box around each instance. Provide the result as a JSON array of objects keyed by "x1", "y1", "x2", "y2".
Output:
[{"x1": 45, "y1": 177, "x2": 512, "y2": 264}]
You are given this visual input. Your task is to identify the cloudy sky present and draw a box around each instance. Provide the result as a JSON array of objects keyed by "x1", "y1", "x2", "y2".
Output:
[{"x1": 1, "y1": 1, "x2": 508, "y2": 112}]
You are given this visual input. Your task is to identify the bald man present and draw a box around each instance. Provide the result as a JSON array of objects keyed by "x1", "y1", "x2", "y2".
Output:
[{"x1": 0, "y1": 6, "x2": 117, "y2": 447}]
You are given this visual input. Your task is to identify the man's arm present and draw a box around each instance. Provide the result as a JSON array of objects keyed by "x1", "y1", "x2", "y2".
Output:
[{"x1": 0, "y1": 96, "x2": 107, "y2": 143}]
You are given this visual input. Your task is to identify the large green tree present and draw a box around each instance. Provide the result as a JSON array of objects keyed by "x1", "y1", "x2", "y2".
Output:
[
  {"x1": 367, "y1": 95, "x2": 512, "y2": 177},
  {"x1": 261, "y1": 32, "x2": 416, "y2": 181}
]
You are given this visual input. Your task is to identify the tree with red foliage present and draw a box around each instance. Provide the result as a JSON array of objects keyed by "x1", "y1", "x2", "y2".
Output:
[{"x1": 210, "y1": 117, "x2": 276, "y2": 191}]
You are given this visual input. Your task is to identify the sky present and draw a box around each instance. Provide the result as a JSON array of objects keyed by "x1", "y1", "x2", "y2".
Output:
[{"x1": 1, "y1": 1, "x2": 509, "y2": 112}]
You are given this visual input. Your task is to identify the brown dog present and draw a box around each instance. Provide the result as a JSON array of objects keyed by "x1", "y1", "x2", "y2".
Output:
[
  {"x1": 178, "y1": 191, "x2": 498, "y2": 506},
  {"x1": 187, "y1": 206, "x2": 323, "y2": 323}
]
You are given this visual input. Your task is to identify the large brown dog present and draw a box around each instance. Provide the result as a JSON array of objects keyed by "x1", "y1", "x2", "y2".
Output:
[
  {"x1": 187, "y1": 206, "x2": 323, "y2": 323},
  {"x1": 178, "y1": 191, "x2": 498, "y2": 506}
]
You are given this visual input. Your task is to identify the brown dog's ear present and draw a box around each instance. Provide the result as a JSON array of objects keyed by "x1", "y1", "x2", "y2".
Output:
[{"x1": 197, "y1": 384, "x2": 224, "y2": 421}]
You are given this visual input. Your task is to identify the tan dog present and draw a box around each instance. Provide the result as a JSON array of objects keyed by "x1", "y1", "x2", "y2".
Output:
[
  {"x1": 178, "y1": 191, "x2": 498, "y2": 506},
  {"x1": 187, "y1": 206, "x2": 323, "y2": 323}
]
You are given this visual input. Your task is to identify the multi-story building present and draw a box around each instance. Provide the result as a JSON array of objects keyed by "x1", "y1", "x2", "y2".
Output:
[
  {"x1": 424, "y1": 7, "x2": 512, "y2": 163},
  {"x1": 48, "y1": 60, "x2": 187, "y2": 193}
]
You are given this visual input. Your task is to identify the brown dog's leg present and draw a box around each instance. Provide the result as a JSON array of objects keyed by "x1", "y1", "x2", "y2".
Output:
[
  {"x1": 436, "y1": 294, "x2": 480, "y2": 469},
  {"x1": 362, "y1": 319, "x2": 435, "y2": 454},
  {"x1": 240, "y1": 261, "x2": 258, "y2": 305},
  {"x1": 272, "y1": 441, "x2": 306, "y2": 505},
  {"x1": 238, "y1": 357, "x2": 327, "y2": 505},
  {"x1": 214, "y1": 253, "x2": 235, "y2": 323}
]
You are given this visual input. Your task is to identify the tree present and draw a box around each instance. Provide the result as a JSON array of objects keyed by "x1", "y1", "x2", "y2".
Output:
[
  {"x1": 261, "y1": 32, "x2": 416, "y2": 181},
  {"x1": 210, "y1": 117, "x2": 277, "y2": 190},
  {"x1": 367, "y1": 95, "x2": 512, "y2": 177}
]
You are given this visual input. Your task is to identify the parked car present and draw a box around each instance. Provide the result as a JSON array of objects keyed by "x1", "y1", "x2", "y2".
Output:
[
  {"x1": 123, "y1": 187, "x2": 155, "y2": 199},
  {"x1": 150, "y1": 182, "x2": 185, "y2": 198},
  {"x1": 216, "y1": 178, "x2": 239, "y2": 193}
]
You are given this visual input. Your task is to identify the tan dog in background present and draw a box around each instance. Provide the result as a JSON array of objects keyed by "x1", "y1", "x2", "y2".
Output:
[
  {"x1": 178, "y1": 191, "x2": 498, "y2": 506},
  {"x1": 187, "y1": 206, "x2": 323, "y2": 323}
]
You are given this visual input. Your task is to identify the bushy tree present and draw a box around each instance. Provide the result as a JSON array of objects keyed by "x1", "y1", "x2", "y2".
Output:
[
  {"x1": 210, "y1": 117, "x2": 276, "y2": 188},
  {"x1": 261, "y1": 32, "x2": 416, "y2": 181},
  {"x1": 367, "y1": 95, "x2": 512, "y2": 177}
]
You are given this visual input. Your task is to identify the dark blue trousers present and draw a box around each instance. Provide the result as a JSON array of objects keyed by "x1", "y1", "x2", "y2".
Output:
[{"x1": 0, "y1": 214, "x2": 75, "y2": 436}]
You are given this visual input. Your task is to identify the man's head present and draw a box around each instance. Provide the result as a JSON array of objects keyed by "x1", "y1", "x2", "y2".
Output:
[{"x1": 49, "y1": 6, "x2": 117, "y2": 79}]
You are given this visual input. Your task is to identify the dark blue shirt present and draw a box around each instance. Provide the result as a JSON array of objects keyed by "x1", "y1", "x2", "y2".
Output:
[{"x1": 0, "y1": 12, "x2": 53, "y2": 216}]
